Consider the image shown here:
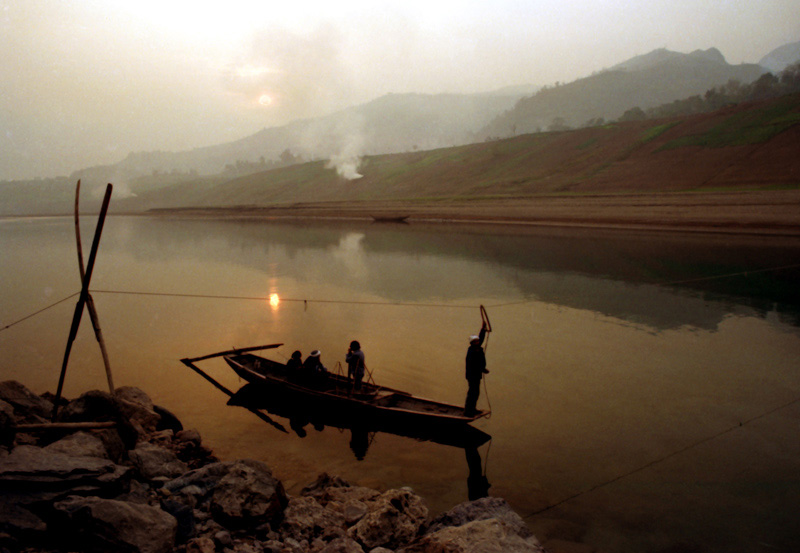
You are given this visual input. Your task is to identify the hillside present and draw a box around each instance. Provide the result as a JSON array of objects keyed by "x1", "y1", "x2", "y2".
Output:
[
  {"x1": 131, "y1": 93, "x2": 799, "y2": 205},
  {"x1": 127, "y1": 93, "x2": 800, "y2": 234},
  {"x1": 481, "y1": 48, "x2": 766, "y2": 137}
]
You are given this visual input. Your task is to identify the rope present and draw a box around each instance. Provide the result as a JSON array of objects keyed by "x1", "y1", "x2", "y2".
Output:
[
  {"x1": 0, "y1": 292, "x2": 80, "y2": 332},
  {"x1": 522, "y1": 394, "x2": 800, "y2": 519},
  {"x1": 89, "y1": 289, "x2": 483, "y2": 310}
]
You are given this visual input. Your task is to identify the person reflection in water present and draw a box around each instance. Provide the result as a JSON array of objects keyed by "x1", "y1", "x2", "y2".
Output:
[
  {"x1": 349, "y1": 427, "x2": 369, "y2": 460},
  {"x1": 464, "y1": 322, "x2": 489, "y2": 416},
  {"x1": 346, "y1": 340, "x2": 366, "y2": 391},
  {"x1": 466, "y1": 446, "x2": 491, "y2": 500}
]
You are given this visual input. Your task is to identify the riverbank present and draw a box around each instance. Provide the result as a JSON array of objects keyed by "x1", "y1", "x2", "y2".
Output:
[
  {"x1": 0, "y1": 381, "x2": 544, "y2": 553},
  {"x1": 147, "y1": 189, "x2": 800, "y2": 236}
]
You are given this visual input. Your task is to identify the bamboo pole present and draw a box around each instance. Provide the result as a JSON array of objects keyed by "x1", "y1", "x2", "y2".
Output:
[
  {"x1": 16, "y1": 421, "x2": 117, "y2": 432},
  {"x1": 52, "y1": 184, "x2": 113, "y2": 420},
  {"x1": 184, "y1": 343, "x2": 283, "y2": 363},
  {"x1": 75, "y1": 180, "x2": 115, "y2": 395}
]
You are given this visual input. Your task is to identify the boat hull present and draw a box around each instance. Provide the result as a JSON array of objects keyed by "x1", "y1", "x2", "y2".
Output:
[{"x1": 224, "y1": 353, "x2": 488, "y2": 426}]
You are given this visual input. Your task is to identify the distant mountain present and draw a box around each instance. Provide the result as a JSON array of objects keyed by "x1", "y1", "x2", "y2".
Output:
[
  {"x1": 82, "y1": 91, "x2": 528, "y2": 186},
  {"x1": 759, "y1": 41, "x2": 800, "y2": 73},
  {"x1": 480, "y1": 48, "x2": 767, "y2": 138}
]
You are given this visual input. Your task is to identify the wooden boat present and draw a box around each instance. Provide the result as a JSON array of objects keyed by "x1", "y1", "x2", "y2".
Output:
[
  {"x1": 371, "y1": 215, "x2": 409, "y2": 223},
  {"x1": 221, "y1": 349, "x2": 489, "y2": 426}
]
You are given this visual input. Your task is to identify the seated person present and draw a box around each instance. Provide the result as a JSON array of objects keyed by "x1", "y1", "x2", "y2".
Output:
[
  {"x1": 286, "y1": 350, "x2": 302, "y2": 382},
  {"x1": 302, "y1": 350, "x2": 328, "y2": 387}
]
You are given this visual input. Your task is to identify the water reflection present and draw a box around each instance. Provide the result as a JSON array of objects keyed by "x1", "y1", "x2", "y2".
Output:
[
  {"x1": 101, "y1": 217, "x2": 800, "y2": 330},
  {"x1": 224, "y1": 381, "x2": 493, "y2": 501}
]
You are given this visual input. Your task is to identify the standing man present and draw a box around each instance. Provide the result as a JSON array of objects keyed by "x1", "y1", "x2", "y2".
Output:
[
  {"x1": 464, "y1": 322, "x2": 489, "y2": 416},
  {"x1": 346, "y1": 340, "x2": 366, "y2": 391}
]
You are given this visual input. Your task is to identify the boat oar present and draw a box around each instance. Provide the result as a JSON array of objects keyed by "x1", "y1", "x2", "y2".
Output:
[
  {"x1": 52, "y1": 184, "x2": 113, "y2": 420},
  {"x1": 180, "y1": 358, "x2": 288, "y2": 434}
]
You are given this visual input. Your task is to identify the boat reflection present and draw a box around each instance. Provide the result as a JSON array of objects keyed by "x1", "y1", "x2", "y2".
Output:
[
  {"x1": 228, "y1": 383, "x2": 491, "y2": 456},
  {"x1": 228, "y1": 383, "x2": 493, "y2": 500}
]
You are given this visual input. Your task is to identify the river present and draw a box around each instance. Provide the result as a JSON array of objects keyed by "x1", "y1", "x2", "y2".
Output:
[{"x1": 2, "y1": 215, "x2": 799, "y2": 552}]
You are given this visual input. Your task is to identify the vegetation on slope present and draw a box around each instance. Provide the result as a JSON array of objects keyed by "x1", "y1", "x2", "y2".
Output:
[{"x1": 169, "y1": 93, "x2": 800, "y2": 209}]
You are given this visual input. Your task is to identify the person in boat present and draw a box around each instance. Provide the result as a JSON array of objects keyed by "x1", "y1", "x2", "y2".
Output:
[
  {"x1": 345, "y1": 340, "x2": 366, "y2": 391},
  {"x1": 286, "y1": 350, "x2": 303, "y2": 382},
  {"x1": 464, "y1": 322, "x2": 489, "y2": 416},
  {"x1": 302, "y1": 350, "x2": 328, "y2": 387}
]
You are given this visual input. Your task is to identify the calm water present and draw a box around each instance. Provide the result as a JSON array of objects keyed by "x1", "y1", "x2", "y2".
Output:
[{"x1": 2, "y1": 215, "x2": 799, "y2": 553}]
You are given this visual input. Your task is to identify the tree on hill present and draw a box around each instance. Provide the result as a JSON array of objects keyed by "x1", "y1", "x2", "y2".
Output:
[{"x1": 630, "y1": 63, "x2": 800, "y2": 122}]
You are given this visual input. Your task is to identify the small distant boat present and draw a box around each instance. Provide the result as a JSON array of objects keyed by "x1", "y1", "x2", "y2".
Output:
[
  {"x1": 194, "y1": 344, "x2": 489, "y2": 426},
  {"x1": 371, "y1": 215, "x2": 409, "y2": 223}
]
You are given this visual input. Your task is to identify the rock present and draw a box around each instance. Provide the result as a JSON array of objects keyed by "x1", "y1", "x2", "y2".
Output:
[
  {"x1": 214, "y1": 529, "x2": 233, "y2": 548},
  {"x1": 51, "y1": 496, "x2": 177, "y2": 553},
  {"x1": 0, "y1": 445, "x2": 130, "y2": 498},
  {"x1": 153, "y1": 404, "x2": 183, "y2": 433},
  {"x1": 0, "y1": 381, "x2": 52, "y2": 422},
  {"x1": 43, "y1": 431, "x2": 109, "y2": 459},
  {"x1": 369, "y1": 548, "x2": 394, "y2": 553},
  {"x1": 318, "y1": 536, "x2": 366, "y2": 553},
  {"x1": 186, "y1": 536, "x2": 216, "y2": 553},
  {"x1": 279, "y1": 495, "x2": 346, "y2": 543},
  {"x1": 176, "y1": 428, "x2": 203, "y2": 445},
  {"x1": 343, "y1": 500, "x2": 369, "y2": 525},
  {"x1": 0, "y1": 400, "x2": 15, "y2": 449},
  {"x1": 403, "y1": 518, "x2": 545, "y2": 553},
  {"x1": 129, "y1": 442, "x2": 189, "y2": 479},
  {"x1": 0, "y1": 502, "x2": 47, "y2": 548},
  {"x1": 115, "y1": 386, "x2": 161, "y2": 435},
  {"x1": 160, "y1": 498, "x2": 195, "y2": 543},
  {"x1": 302, "y1": 473, "x2": 351, "y2": 497},
  {"x1": 426, "y1": 497, "x2": 533, "y2": 539},
  {"x1": 348, "y1": 488, "x2": 428, "y2": 550},
  {"x1": 209, "y1": 459, "x2": 288, "y2": 529},
  {"x1": 57, "y1": 390, "x2": 138, "y2": 450}
]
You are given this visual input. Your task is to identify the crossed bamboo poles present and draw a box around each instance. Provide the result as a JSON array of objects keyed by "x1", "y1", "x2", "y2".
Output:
[{"x1": 51, "y1": 181, "x2": 114, "y2": 419}]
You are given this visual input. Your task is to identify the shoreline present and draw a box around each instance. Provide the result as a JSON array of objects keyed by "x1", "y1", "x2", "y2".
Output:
[{"x1": 143, "y1": 189, "x2": 800, "y2": 236}]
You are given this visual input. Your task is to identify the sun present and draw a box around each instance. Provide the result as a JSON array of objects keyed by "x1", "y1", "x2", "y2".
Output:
[{"x1": 258, "y1": 94, "x2": 274, "y2": 106}]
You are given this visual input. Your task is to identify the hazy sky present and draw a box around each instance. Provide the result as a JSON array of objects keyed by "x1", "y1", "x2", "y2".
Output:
[{"x1": 1, "y1": 0, "x2": 798, "y2": 181}]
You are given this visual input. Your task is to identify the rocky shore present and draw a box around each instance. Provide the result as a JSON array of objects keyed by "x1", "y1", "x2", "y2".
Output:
[{"x1": 0, "y1": 381, "x2": 542, "y2": 553}]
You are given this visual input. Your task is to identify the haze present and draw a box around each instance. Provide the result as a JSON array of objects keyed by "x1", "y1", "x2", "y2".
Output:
[{"x1": 1, "y1": 0, "x2": 798, "y2": 181}]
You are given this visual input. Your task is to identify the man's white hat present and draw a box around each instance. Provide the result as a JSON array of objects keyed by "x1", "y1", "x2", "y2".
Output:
[
  {"x1": 310, "y1": 350, "x2": 321, "y2": 357},
  {"x1": 469, "y1": 335, "x2": 480, "y2": 342}
]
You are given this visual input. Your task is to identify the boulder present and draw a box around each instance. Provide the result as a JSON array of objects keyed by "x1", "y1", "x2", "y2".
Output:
[
  {"x1": 0, "y1": 501, "x2": 47, "y2": 548},
  {"x1": 153, "y1": 404, "x2": 183, "y2": 433},
  {"x1": 129, "y1": 442, "x2": 189, "y2": 480},
  {"x1": 0, "y1": 445, "x2": 129, "y2": 498},
  {"x1": 43, "y1": 431, "x2": 109, "y2": 459},
  {"x1": 185, "y1": 536, "x2": 215, "y2": 553},
  {"x1": 115, "y1": 386, "x2": 162, "y2": 435},
  {"x1": 176, "y1": 428, "x2": 202, "y2": 446},
  {"x1": 57, "y1": 390, "x2": 138, "y2": 450},
  {"x1": 279, "y1": 495, "x2": 346, "y2": 544},
  {"x1": 0, "y1": 381, "x2": 52, "y2": 423},
  {"x1": 0, "y1": 400, "x2": 15, "y2": 449},
  {"x1": 164, "y1": 461, "x2": 234, "y2": 500},
  {"x1": 403, "y1": 518, "x2": 545, "y2": 553},
  {"x1": 209, "y1": 459, "x2": 288, "y2": 529},
  {"x1": 426, "y1": 497, "x2": 533, "y2": 538},
  {"x1": 318, "y1": 536, "x2": 365, "y2": 553},
  {"x1": 51, "y1": 496, "x2": 177, "y2": 553},
  {"x1": 348, "y1": 488, "x2": 428, "y2": 550}
]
